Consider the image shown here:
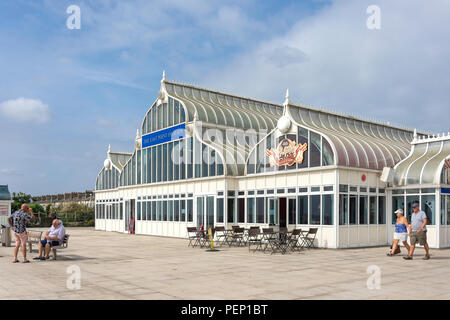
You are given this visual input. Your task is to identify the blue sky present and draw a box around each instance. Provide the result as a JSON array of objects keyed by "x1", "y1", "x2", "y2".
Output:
[{"x1": 0, "y1": 0, "x2": 449, "y2": 195}]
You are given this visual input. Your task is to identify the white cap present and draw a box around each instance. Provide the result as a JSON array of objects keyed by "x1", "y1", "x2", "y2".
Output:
[{"x1": 394, "y1": 209, "x2": 403, "y2": 214}]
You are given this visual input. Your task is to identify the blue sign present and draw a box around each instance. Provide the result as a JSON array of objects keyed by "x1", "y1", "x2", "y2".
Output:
[
  {"x1": 441, "y1": 188, "x2": 450, "y2": 194},
  {"x1": 142, "y1": 123, "x2": 186, "y2": 148}
]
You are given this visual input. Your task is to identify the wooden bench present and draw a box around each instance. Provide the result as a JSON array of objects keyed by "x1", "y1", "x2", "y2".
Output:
[
  {"x1": 51, "y1": 234, "x2": 70, "y2": 260},
  {"x1": 27, "y1": 231, "x2": 43, "y2": 253}
]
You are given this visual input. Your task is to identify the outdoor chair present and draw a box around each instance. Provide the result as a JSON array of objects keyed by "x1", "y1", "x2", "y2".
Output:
[
  {"x1": 214, "y1": 226, "x2": 228, "y2": 246},
  {"x1": 285, "y1": 229, "x2": 302, "y2": 253},
  {"x1": 301, "y1": 228, "x2": 318, "y2": 249},
  {"x1": 187, "y1": 227, "x2": 199, "y2": 247},
  {"x1": 228, "y1": 227, "x2": 245, "y2": 247},
  {"x1": 261, "y1": 228, "x2": 276, "y2": 253},
  {"x1": 247, "y1": 228, "x2": 262, "y2": 252}
]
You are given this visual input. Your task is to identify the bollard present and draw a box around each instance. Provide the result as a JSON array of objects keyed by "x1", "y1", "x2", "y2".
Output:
[{"x1": 1, "y1": 226, "x2": 11, "y2": 247}]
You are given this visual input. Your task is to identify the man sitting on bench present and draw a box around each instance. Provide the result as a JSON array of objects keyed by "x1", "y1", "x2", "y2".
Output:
[{"x1": 33, "y1": 219, "x2": 66, "y2": 261}]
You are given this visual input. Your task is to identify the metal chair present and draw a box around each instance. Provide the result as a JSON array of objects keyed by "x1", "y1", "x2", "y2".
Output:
[
  {"x1": 247, "y1": 228, "x2": 262, "y2": 252},
  {"x1": 301, "y1": 228, "x2": 318, "y2": 249}
]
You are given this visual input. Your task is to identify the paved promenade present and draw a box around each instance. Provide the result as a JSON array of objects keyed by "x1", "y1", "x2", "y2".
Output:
[{"x1": 1, "y1": 228, "x2": 449, "y2": 300}]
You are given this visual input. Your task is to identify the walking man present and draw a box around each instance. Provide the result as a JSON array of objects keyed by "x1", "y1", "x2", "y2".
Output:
[
  {"x1": 8, "y1": 204, "x2": 35, "y2": 263},
  {"x1": 404, "y1": 202, "x2": 430, "y2": 260}
]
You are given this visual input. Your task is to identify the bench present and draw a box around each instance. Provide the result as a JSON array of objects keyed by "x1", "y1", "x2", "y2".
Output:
[
  {"x1": 27, "y1": 231, "x2": 43, "y2": 253},
  {"x1": 51, "y1": 234, "x2": 70, "y2": 260}
]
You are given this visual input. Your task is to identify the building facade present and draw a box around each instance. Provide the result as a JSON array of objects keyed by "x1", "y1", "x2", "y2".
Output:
[
  {"x1": 0, "y1": 185, "x2": 12, "y2": 226},
  {"x1": 94, "y1": 74, "x2": 450, "y2": 248}
]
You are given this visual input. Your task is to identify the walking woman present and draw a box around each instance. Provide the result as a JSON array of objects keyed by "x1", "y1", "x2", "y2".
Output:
[{"x1": 387, "y1": 209, "x2": 410, "y2": 256}]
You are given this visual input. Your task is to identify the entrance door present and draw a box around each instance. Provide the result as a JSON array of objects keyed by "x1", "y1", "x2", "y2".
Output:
[
  {"x1": 124, "y1": 200, "x2": 136, "y2": 233},
  {"x1": 195, "y1": 195, "x2": 215, "y2": 230},
  {"x1": 279, "y1": 197, "x2": 287, "y2": 228},
  {"x1": 125, "y1": 200, "x2": 130, "y2": 232}
]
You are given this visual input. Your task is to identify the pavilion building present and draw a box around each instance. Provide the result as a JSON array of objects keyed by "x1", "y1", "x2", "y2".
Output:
[{"x1": 94, "y1": 73, "x2": 450, "y2": 248}]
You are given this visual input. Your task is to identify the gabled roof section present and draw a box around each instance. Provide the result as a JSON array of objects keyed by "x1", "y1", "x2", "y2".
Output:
[
  {"x1": 163, "y1": 80, "x2": 283, "y2": 131},
  {"x1": 393, "y1": 133, "x2": 450, "y2": 186},
  {"x1": 286, "y1": 102, "x2": 419, "y2": 170},
  {"x1": 109, "y1": 151, "x2": 132, "y2": 171}
]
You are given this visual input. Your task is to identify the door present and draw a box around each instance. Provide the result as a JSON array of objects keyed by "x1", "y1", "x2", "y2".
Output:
[
  {"x1": 125, "y1": 200, "x2": 130, "y2": 232},
  {"x1": 195, "y1": 195, "x2": 215, "y2": 230},
  {"x1": 288, "y1": 197, "x2": 296, "y2": 226}
]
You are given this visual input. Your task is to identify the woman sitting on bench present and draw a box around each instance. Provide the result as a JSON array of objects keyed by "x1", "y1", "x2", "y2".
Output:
[{"x1": 33, "y1": 219, "x2": 66, "y2": 261}]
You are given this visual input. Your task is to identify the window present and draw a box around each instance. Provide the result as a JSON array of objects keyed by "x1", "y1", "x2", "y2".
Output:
[
  {"x1": 378, "y1": 196, "x2": 385, "y2": 224},
  {"x1": 238, "y1": 198, "x2": 245, "y2": 223},
  {"x1": 310, "y1": 195, "x2": 320, "y2": 225},
  {"x1": 227, "y1": 197, "x2": 235, "y2": 223},
  {"x1": 349, "y1": 195, "x2": 357, "y2": 225},
  {"x1": 322, "y1": 194, "x2": 333, "y2": 225},
  {"x1": 369, "y1": 196, "x2": 377, "y2": 224},
  {"x1": 359, "y1": 196, "x2": 368, "y2": 224},
  {"x1": 217, "y1": 198, "x2": 224, "y2": 223},
  {"x1": 247, "y1": 198, "x2": 255, "y2": 223},
  {"x1": 298, "y1": 196, "x2": 308, "y2": 224},
  {"x1": 187, "y1": 199, "x2": 193, "y2": 222},
  {"x1": 421, "y1": 194, "x2": 435, "y2": 225},
  {"x1": 288, "y1": 198, "x2": 296, "y2": 225},
  {"x1": 339, "y1": 194, "x2": 348, "y2": 225},
  {"x1": 256, "y1": 197, "x2": 265, "y2": 223},
  {"x1": 174, "y1": 200, "x2": 180, "y2": 221},
  {"x1": 310, "y1": 132, "x2": 321, "y2": 167}
]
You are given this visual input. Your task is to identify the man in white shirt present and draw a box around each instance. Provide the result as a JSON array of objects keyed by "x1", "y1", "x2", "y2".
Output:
[{"x1": 33, "y1": 219, "x2": 66, "y2": 261}]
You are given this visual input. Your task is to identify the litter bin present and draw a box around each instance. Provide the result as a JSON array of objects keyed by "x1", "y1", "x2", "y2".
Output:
[{"x1": 1, "y1": 225, "x2": 11, "y2": 247}]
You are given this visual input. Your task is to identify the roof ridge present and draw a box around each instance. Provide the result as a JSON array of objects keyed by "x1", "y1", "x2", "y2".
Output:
[
  {"x1": 164, "y1": 78, "x2": 428, "y2": 135},
  {"x1": 164, "y1": 79, "x2": 283, "y2": 108}
]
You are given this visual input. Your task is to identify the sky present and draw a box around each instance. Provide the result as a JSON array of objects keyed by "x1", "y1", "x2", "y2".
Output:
[{"x1": 0, "y1": 0, "x2": 449, "y2": 196}]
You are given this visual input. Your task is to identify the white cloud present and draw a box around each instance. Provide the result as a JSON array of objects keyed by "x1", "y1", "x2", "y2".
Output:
[
  {"x1": 201, "y1": 0, "x2": 450, "y2": 132},
  {"x1": 0, "y1": 98, "x2": 50, "y2": 124}
]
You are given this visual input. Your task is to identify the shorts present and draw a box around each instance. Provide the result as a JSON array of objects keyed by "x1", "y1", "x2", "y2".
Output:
[
  {"x1": 40, "y1": 240, "x2": 60, "y2": 247},
  {"x1": 393, "y1": 232, "x2": 408, "y2": 242},
  {"x1": 410, "y1": 230, "x2": 427, "y2": 246},
  {"x1": 14, "y1": 232, "x2": 28, "y2": 246}
]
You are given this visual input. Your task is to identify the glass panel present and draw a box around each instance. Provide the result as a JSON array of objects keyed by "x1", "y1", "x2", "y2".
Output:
[
  {"x1": 447, "y1": 196, "x2": 450, "y2": 226},
  {"x1": 187, "y1": 199, "x2": 193, "y2": 222},
  {"x1": 168, "y1": 142, "x2": 173, "y2": 181},
  {"x1": 151, "y1": 146, "x2": 156, "y2": 183},
  {"x1": 162, "y1": 144, "x2": 168, "y2": 182},
  {"x1": 168, "y1": 200, "x2": 173, "y2": 221},
  {"x1": 247, "y1": 198, "x2": 255, "y2": 223},
  {"x1": 256, "y1": 197, "x2": 265, "y2": 223},
  {"x1": 378, "y1": 196, "x2": 386, "y2": 224},
  {"x1": 349, "y1": 195, "x2": 357, "y2": 225},
  {"x1": 310, "y1": 195, "x2": 320, "y2": 225},
  {"x1": 180, "y1": 200, "x2": 185, "y2": 222},
  {"x1": 288, "y1": 198, "x2": 296, "y2": 224},
  {"x1": 147, "y1": 202, "x2": 151, "y2": 220},
  {"x1": 322, "y1": 137, "x2": 334, "y2": 166},
  {"x1": 141, "y1": 201, "x2": 146, "y2": 221},
  {"x1": 194, "y1": 138, "x2": 201, "y2": 178},
  {"x1": 202, "y1": 144, "x2": 208, "y2": 177},
  {"x1": 206, "y1": 196, "x2": 214, "y2": 228},
  {"x1": 137, "y1": 202, "x2": 141, "y2": 220},
  {"x1": 310, "y1": 131, "x2": 321, "y2": 167},
  {"x1": 297, "y1": 126, "x2": 309, "y2": 169},
  {"x1": 359, "y1": 196, "x2": 368, "y2": 224},
  {"x1": 216, "y1": 198, "x2": 224, "y2": 223},
  {"x1": 369, "y1": 196, "x2": 377, "y2": 224},
  {"x1": 227, "y1": 197, "x2": 235, "y2": 223},
  {"x1": 421, "y1": 194, "x2": 435, "y2": 225},
  {"x1": 322, "y1": 194, "x2": 333, "y2": 225},
  {"x1": 297, "y1": 196, "x2": 308, "y2": 224},
  {"x1": 392, "y1": 196, "x2": 404, "y2": 224},
  {"x1": 152, "y1": 201, "x2": 156, "y2": 221},
  {"x1": 268, "y1": 198, "x2": 278, "y2": 225},
  {"x1": 157, "y1": 145, "x2": 162, "y2": 182},
  {"x1": 339, "y1": 194, "x2": 348, "y2": 225},
  {"x1": 197, "y1": 197, "x2": 204, "y2": 228},
  {"x1": 163, "y1": 201, "x2": 168, "y2": 221},
  {"x1": 406, "y1": 195, "x2": 419, "y2": 222},
  {"x1": 238, "y1": 198, "x2": 245, "y2": 223},
  {"x1": 137, "y1": 150, "x2": 141, "y2": 185}
]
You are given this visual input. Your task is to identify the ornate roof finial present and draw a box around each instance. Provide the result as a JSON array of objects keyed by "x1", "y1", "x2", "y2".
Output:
[
  {"x1": 283, "y1": 88, "x2": 290, "y2": 107},
  {"x1": 108, "y1": 144, "x2": 111, "y2": 153},
  {"x1": 136, "y1": 129, "x2": 140, "y2": 139},
  {"x1": 162, "y1": 70, "x2": 166, "y2": 82},
  {"x1": 413, "y1": 128, "x2": 417, "y2": 141}
]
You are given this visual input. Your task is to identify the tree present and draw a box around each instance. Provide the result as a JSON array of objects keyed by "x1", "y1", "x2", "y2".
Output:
[{"x1": 11, "y1": 192, "x2": 32, "y2": 211}]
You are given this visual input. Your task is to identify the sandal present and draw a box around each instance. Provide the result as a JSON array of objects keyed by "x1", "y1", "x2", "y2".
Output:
[
  {"x1": 423, "y1": 255, "x2": 430, "y2": 260},
  {"x1": 403, "y1": 256, "x2": 413, "y2": 260},
  {"x1": 23, "y1": 260, "x2": 30, "y2": 263},
  {"x1": 12, "y1": 259, "x2": 19, "y2": 263},
  {"x1": 386, "y1": 252, "x2": 394, "y2": 256}
]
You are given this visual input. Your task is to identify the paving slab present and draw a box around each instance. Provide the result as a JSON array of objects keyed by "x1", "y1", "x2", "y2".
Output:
[{"x1": 1, "y1": 227, "x2": 449, "y2": 300}]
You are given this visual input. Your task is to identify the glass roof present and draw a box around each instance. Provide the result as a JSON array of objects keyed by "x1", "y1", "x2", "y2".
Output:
[{"x1": 393, "y1": 136, "x2": 450, "y2": 186}]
